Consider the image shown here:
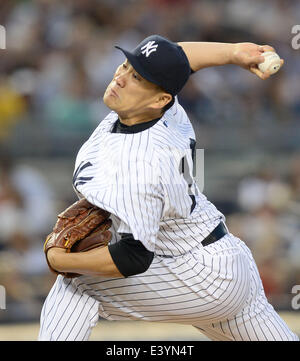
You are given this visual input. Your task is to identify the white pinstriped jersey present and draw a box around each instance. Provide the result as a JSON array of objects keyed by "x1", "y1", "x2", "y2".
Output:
[
  {"x1": 39, "y1": 97, "x2": 298, "y2": 341},
  {"x1": 73, "y1": 97, "x2": 224, "y2": 256}
]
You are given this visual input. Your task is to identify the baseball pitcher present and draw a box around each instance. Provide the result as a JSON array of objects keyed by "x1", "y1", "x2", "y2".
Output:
[{"x1": 39, "y1": 35, "x2": 298, "y2": 341}]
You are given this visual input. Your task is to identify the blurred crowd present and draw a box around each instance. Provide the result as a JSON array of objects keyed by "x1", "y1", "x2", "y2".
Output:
[
  {"x1": 1, "y1": 0, "x2": 300, "y2": 151},
  {"x1": 0, "y1": 0, "x2": 300, "y2": 322},
  {"x1": 0, "y1": 151, "x2": 57, "y2": 321},
  {"x1": 227, "y1": 153, "x2": 300, "y2": 308}
]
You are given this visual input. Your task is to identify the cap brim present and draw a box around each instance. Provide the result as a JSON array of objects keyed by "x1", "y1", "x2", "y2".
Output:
[{"x1": 115, "y1": 46, "x2": 163, "y2": 89}]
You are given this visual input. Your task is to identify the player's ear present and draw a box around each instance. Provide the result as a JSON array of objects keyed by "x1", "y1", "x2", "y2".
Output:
[{"x1": 151, "y1": 93, "x2": 173, "y2": 110}]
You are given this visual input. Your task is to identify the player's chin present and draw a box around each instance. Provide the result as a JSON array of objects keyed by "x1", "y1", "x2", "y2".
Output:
[{"x1": 103, "y1": 92, "x2": 119, "y2": 109}]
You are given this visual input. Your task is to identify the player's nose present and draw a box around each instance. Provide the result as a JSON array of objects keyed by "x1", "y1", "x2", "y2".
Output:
[{"x1": 115, "y1": 72, "x2": 127, "y2": 88}]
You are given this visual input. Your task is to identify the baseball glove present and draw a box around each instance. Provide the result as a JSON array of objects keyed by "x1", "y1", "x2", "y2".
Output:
[{"x1": 44, "y1": 198, "x2": 112, "y2": 278}]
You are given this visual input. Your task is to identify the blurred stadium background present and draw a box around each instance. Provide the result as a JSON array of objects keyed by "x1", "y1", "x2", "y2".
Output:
[{"x1": 0, "y1": 0, "x2": 300, "y2": 340}]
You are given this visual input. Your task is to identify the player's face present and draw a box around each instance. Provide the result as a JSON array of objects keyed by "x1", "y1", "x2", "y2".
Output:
[{"x1": 103, "y1": 60, "x2": 171, "y2": 122}]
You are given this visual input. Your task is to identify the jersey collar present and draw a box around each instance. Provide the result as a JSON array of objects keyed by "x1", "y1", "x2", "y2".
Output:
[{"x1": 111, "y1": 117, "x2": 161, "y2": 134}]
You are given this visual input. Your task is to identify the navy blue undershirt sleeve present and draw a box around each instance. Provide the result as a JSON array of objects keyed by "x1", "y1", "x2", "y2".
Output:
[{"x1": 108, "y1": 233, "x2": 154, "y2": 277}]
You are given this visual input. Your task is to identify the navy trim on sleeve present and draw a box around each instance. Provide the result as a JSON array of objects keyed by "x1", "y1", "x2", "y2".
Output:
[{"x1": 108, "y1": 233, "x2": 154, "y2": 277}]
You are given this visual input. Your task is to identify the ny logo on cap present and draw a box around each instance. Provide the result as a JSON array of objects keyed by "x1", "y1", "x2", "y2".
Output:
[{"x1": 141, "y1": 41, "x2": 158, "y2": 57}]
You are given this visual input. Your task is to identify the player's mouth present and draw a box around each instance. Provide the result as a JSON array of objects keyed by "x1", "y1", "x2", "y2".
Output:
[{"x1": 109, "y1": 88, "x2": 119, "y2": 98}]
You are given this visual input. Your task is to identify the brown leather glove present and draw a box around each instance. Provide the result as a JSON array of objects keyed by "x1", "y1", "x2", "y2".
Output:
[{"x1": 44, "y1": 198, "x2": 112, "y2": 278}]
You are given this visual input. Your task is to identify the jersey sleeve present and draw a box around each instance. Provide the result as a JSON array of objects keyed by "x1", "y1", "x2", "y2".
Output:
[
  {"x1": 84, "y1": 159, "x2": 163, "y2": 253},
  {"x1": 115, "y1": 160, "x2": 163, "y2": 251}
]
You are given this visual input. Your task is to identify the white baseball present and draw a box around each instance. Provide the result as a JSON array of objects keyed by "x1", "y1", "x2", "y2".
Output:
[{"x1": 258, "y1": 51, "x2": 281, "y2": 75}]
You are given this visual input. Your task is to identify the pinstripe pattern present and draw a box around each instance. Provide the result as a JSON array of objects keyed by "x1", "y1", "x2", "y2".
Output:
[
  {"x1": 192, "y1": 238, "x2": 299, "y2": 341},
  {"x1": 39, "y1": 276, "x2": 100, "y2": 341},
  {"x1": 39, "y1": 235, "x2": 298, "y2": 340},
  {"x1": 73, "y1": 98, "x2": 224, "y2": 254},
  {"x1": 39, "y1": 98, "x2": 298, "y2": 341},
  {"x1": 70, "y1": 235, "x2": 250, "y2": 324}
]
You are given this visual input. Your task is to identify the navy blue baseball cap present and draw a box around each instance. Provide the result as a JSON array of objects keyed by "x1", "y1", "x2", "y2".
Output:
[{"x1": 115, "y1": 35, "x2": 191, "y2": 96}]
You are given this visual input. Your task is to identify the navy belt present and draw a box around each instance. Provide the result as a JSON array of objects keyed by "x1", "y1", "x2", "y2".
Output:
[{"x1": 201, "y1": 222, "x2": 228, "y2": 247}]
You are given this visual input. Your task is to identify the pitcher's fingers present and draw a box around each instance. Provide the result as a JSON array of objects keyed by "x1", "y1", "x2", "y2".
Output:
[
  {"x1": 259, "y1": 45, "x2": 275, "y2": 53},
  {"x1": 250, "y1": 65, "x2": 270, "y2": 80}
]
